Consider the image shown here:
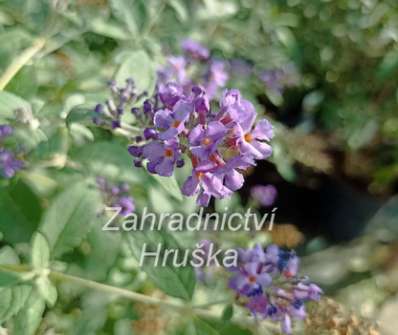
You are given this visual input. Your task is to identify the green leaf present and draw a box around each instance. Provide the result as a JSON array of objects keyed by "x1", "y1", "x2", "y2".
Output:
[
  {"x1": 0, "y1": 180, "x2": 42, "y2": 244},
  {"x1": 0, "y1": 246, "x2": 19, "y2": 264},
  {"x1": 115, "y1": 50, "x2": 156, "y2": 95},
  {"x1": 12, "y1": 289, "x2": 46, "y2": 335},
  {"x1": 6, "y1": 65, "x2": 38, "y2": 99},
  {"x1": 221, "y1": 304, "x2": 234, "y2": 322},
  {"x1": 0, "y1": 285, "x2": 32, "y2": 323},
  {"x1": 31, "y1": 233, "x2": 50, "y2": 269},
  {"x1": 39, "y1": 180, "x2": 102, "y2": 258},
  {"x1": 89, "y1": 17, "x2": 131, "y2": 40},
  {"x1": 80, "y1": 223, "x2": 122, "y2": 281},
  {"x1": 270, "y1": 141, "x2": 296, "y2": 182},
  {"x1": 110, "y1": 0, "x2": 139, "y2": 36},
  {"x1": 32, "y1": 126, "x2": 69, "y2": 161},
  {"x1": 191, "y1": 318, "x2": 221, "y2": 335},
  {"x1": 188, "y1": 318, "x2": 252, "y2": 335},
  {"x1": 219, "y1": 323, "x2": 252, "y2": 335},
  {"x1": 0, "y1": 270, "x2": 21, "y2": 287},
  {"x1": 149, "y1": 186, "x2": 174, "y2": 213},
  {"x1": 152, "y1": 174, "x2": 183, "y2": 202},
  {"x1": 73, "y1": 292, "x2": 109, "y2": 335},
  {"x1": 36, "y1": 276, "x2": 57, "y2": 306},
  {"x1": 0, "y1": 288, "x2": 13, "y2": 320},
  {"x1": 377, "y1": 49, "x2": 398, "y2": 80},
  {"x1": 69, "y1": 123, "x2": 94, "y2": 145},
  {"x1": 169, "y1": 0, "x2": 188, "y2": 22},
  {"x1": 126, "y1": 230, "x2": 196, "y2": 301},
  {"x1": 0, "y1": 91, "x2": 30, "y2": 122},
  {"x1": 71, "y1": 141, "x2": 146, "y2": 183}
]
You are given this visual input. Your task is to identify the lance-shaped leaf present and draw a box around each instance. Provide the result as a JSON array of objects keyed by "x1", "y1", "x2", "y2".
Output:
[{"x1": 39, "y1": 180, "x2": 103, "y2": 258}]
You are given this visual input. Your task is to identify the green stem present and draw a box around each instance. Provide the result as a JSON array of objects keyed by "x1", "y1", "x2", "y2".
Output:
[
  {"x1": 0, "y1": 37, "x2": 46, "y2": 90},
  {"x1": 0, "y1": 264, "x2": 279, "y2": 332},
  {"x1": 50, "y1": 270, "x2": 190, "y2": 312}
]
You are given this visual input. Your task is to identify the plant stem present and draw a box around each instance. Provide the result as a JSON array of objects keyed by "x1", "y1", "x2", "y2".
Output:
[
  {"x1": 50, "y1": 270, "x2": 189, "y2": 312},
  {"x1": 0, "y1": 264, "x2": 279, "y2": 332},
  {"x1": 0, "y1": 37, "x2": 46, "y2": 91}
]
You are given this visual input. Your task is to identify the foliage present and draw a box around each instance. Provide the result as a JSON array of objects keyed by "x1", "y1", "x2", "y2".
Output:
[{"x1": 0, "y1": 0, "x2": 396, "y2": 334}]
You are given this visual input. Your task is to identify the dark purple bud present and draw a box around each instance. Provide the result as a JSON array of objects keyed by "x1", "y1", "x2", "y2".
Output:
[
  {"x1": 143, "y1": 128, "x2": 157, "y2": 140},
  {"x1": 147, "y1": 161, "x2": 157, "y2": 174},
  {"x1": 94, "y1": 104, "x2": 104, "y2": 114},
  {"x1": 128, "y1": 145, "x2": 143, "y2": 157},
  {"x1": 135, "y1": 136, "x2": 143, "y2": 143},
  {"x1": 111, "y1": 120, "x2": 121, "y2": 129},
  {"x1": 143, "y1": 100, "x2": 152, "y2": 114},
  {"x1": 134, "y1": 159, "x2": 142, "y2": 168},
  {"x1": 176, "y1": 159, "x2": 185, "y2": 168},
  {"x1": 131, "y1": 107, "x2": 139, "y2": 115}
]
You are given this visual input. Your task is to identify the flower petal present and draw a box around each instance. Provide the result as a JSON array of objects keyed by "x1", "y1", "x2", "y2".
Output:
[
  {"x1": 154, "y1": 109, "x2": 173, "y2": 129},
  {"x1": 142, "y1": 141, "x2": 164, "y2": 160},
  {"x1": 182, "y1": 175, "x2": 200, "y2": 196},
  {"x1": 252, "y1": 119, "x2": 274, "y2": 141},
  {"x1": 155, "y1": 158, "x2": 174, "y2": 177}
]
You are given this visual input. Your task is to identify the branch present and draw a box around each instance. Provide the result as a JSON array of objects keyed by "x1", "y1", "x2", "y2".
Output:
[
  {"x1": 0, "y1": 37, "x2": 46, "y2": 90},
  {"x1": 0, "y1": 264, "x2": 279, "y2": 333}
]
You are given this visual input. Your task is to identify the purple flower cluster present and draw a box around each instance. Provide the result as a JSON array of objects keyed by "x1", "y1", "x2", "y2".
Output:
[
  {"x1": 159, "y1": 39, "x2": 229, "y2": 99},
  {"x1": 228, "y1": 244, "x2": 322, "y2": 334},
  {"x1": 96, "y1": 177, "x2": 135, "y2": 216},
  {"x1": 128, "y1": 84, "x2": 273, "y2": 207},
  {"x1": 93, "y1": 40, "x2": 275, "y2": 206},
  {"x1": 0, "y1": 124, "x2": 23, "y2": 179}
]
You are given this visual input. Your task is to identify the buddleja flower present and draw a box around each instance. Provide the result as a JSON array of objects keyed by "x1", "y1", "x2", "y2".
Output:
[
  {"x1": 123, "y1": 83, "x2": 274, "y2": 206},
  {"x1": 95, "y1": 41, "x2": 274, "y2": 207},
  {"x1": 96, "y1": 177, "x2": 135, "y2": 216},
  {"x1": 228, "y1": 244, "x2": 322, "y2": 334},
  {"x1": 0, "y1": 124, "x2": 24, "y2": 179}
]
